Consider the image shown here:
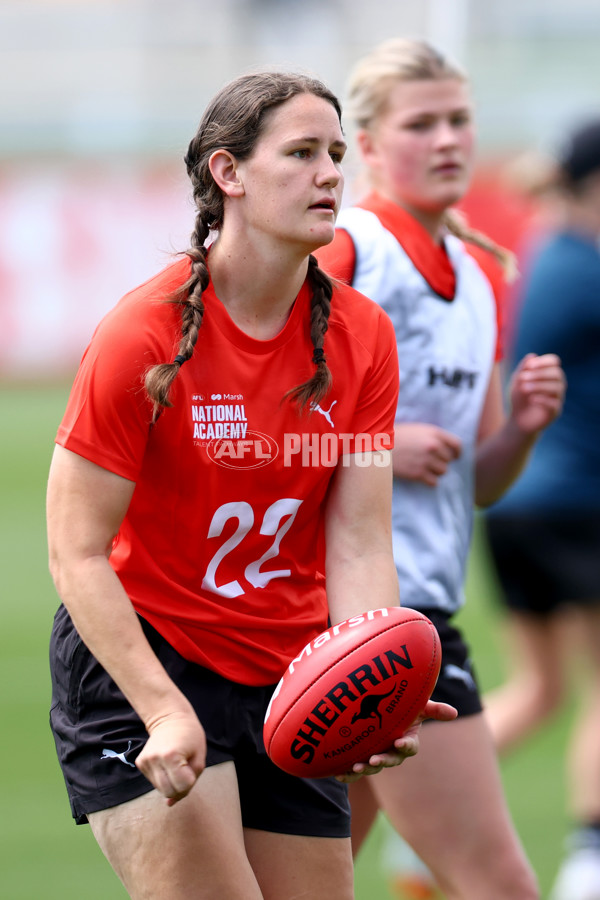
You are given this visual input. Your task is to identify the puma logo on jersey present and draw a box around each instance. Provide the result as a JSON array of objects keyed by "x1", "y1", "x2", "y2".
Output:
[
  {"x1": 101, "y1": 740, "x2": 136, "y2": 767},
  {"x1": 428, "y1": 366, "x2": 479, "y2": 389},
  {"x1": 311, "y1": 400, "x2": 337, "y2": 427}
]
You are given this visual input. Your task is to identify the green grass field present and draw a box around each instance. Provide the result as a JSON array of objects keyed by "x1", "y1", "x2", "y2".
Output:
[{"x1": 1, "y1": 381, "x2": 574, "y2": 898}]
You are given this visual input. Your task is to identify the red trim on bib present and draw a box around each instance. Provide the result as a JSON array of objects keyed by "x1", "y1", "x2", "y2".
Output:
[{"x1": 357, "y1": 192, "x2": 456, "y2": 300}]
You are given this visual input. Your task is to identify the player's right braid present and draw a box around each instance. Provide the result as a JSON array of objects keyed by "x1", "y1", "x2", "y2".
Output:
[
  {"x1": 144, "y1": 216, "x2": 210, "y2": 418},
  {"x1": 284, "y1": 255, "x2": 333, "y2": 413}
]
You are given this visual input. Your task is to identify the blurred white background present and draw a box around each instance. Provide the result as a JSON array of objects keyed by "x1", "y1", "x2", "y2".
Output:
[{"x1": 2, "y1": 0, "x2": 600, "y2": 376}]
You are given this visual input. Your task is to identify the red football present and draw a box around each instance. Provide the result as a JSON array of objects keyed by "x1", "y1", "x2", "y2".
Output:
[{"x1": 263, "y1": 607, "x2": 442, "y2": 779}]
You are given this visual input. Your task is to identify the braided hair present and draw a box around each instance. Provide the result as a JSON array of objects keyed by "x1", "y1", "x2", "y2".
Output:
[
  {"x1": 144, "y1": 71, "x2": 341, "y2": 418},
  {"x1": 283, "y1": 254, "x2": 333, "y2": 412}
]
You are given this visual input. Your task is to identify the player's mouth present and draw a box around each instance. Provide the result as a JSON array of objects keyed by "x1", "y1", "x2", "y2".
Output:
[
  {"x1": 432, "y1": 161, "x2": 463, "y2": 177},
  {"x1": 309, "y1": 198, "x2": 336, "y2": 213}
]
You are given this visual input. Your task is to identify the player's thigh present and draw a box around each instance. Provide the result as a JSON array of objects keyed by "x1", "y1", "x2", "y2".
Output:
[
  {"x1": 572, "y1": 602, "x2": 600, "y2": 669},
  {"x1": 244, "y1": 827, "x2": 354, "y2": 900},
  {"x1": 504, "y1": 609, "x2": 568, "y2": 691},
  {"x1": 89, "y1": 761, "x2": 263, "y2": 900},
  {"x1": 370, "y1": 715, "x2": 530, "y2": 875},
  {"x1": 347, "y1": 775, "x2": 379, "y2": 856}
]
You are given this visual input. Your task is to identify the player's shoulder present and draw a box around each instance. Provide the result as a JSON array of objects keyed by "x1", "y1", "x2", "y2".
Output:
[
  {"x1": 330, "y1": 276, "x2": 386, "y2": 316},
  {"x1": 464, "y1": 241, "x2": 505, "y2": 283},
  {"x1": 103, "y1": 257, "x2": 189, "y2": 325},
  {"x1": 448, "y1": 237, "x2": 506, "y2": 304},
  {"x1": 89, "y1": 257, "x2": 190, "y2": 361},
  {"x1": 315, "y1": 208, "x2": 386, "y2": 283},
  {"x1": 335, "y1": 206, "x2": 389, "y2": 247},
  {"x1": 329, "y1": 278, "x2": 397, "y2": 348},
  {"x1": 114, "y1": 256, "x2": 190, "y2": 314}
]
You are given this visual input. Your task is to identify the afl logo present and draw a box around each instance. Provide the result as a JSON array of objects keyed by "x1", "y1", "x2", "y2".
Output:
[{"x1": 206, "y1": 430, "x2": 279, "y2": 469}]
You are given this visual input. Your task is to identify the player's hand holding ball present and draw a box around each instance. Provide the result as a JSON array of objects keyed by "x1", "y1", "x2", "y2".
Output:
[
  {"x1": 335, "y1": 696, "x2": 458, "y2": 782},
  {"x1": 264, "y1": 607, "x2": 457, "y2": 782}
]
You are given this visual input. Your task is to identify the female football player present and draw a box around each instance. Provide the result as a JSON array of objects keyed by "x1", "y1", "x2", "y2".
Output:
[
  {"x1": 316, "y1": 37, "x2": 565, "y2": 900},
  {"x1": 46, "y1": 70, "x2": 455, "y2": 900}
]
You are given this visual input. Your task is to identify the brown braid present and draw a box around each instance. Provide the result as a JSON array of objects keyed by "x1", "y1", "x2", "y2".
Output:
[
  {"x1": 144, "y1": 220, "x2": 210, "y2": 419},
  {"x1": 143, "y1": 71, "x2": 342, "y2": 418},
  {"x1": 283, "y1": 255, "x2": 333, "y2": 413}
]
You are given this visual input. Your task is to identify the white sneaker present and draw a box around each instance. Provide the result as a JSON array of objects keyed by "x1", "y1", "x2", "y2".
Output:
[{"x1": 550, "y1": 849, "x2": 600, "y2": 900}]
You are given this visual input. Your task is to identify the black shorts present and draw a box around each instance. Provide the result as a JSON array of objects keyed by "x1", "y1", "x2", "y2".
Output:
[
  {"x1": 419, "y1": 611, "x2": 482, "y2": 718},
  {"x1": 484, "y1": 513, "x2": 600, "y2": 616},
  {"x1": 49, "y1": 605, "x2": 350, "y2": 836}
]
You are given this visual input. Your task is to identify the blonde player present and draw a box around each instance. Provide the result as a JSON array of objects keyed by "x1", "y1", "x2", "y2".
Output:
[{"x1": 316, "y1": 38, "x2": 565, "y2": 900}]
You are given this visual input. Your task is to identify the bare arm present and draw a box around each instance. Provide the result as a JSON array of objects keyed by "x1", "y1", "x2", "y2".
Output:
[
  {"x1": 475, "y1": 354, "x2": 566, "y2": 506},
  {"x1": 324, "y1": 450, "x2": 456, "y2": 779},
  {"x1": 47, "y1": 445, "x2": 206, "y2": 803},
  {"x1": 324, "y1": 450, "x2": 399, "y2": 624}
]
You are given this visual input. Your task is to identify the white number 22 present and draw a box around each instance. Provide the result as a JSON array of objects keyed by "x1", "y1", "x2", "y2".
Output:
[{"x1": 201, "y1": 498, "x2": 302, "y2": 598}]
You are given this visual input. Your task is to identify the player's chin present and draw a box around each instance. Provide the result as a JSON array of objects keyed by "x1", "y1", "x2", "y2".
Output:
[
  {"x1": 428, "y1": 178, "x2": 469, "y2": 209},
  {"x1": 442, "y1": 182, "x2": 469, "y2": 207},
  {"x1": 306, "y1": 222, "x2": 337, "y2": 250}
]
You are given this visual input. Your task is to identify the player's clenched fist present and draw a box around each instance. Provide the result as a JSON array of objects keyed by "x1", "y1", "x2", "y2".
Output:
[
  {"x1": 508, "y1": 352, "x2": 566, "y2": 435},
  {"x1": 136, "y1": 711, "x2": 207, "y2": 805},
  {"x1": 393, "y1": 422, "x2": 462, "y2": 486}
]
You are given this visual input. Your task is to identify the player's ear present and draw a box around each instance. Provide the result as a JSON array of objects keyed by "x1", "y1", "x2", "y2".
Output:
[
  {"x1": 356, "y1": 129, "x2": 377, "y2": 165},
  {"x1": 209, "y1": 150, "x2": 245, "y2": 198}
]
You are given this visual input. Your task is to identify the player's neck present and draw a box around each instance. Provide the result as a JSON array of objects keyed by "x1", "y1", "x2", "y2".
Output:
[
  {"x1": 563, "y1": 200, "x2": 600, "y2": 240},
  {"x1": 376, "y1": 190, "x2": 446, "y2": 243},
  {"x1": 208, "y1": 236, "x2": 309, "y2": 340}
]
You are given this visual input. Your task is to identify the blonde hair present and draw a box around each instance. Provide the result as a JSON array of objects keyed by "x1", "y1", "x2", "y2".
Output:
[
  {"x1": 347, "y1": 38, "x2": 465, "y2": 130},
  {"x1": 347, "y1": 38, "x2": 516, "y2": 281}
]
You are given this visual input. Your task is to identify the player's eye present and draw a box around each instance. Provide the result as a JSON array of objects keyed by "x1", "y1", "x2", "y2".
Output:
[
  {"x1": 451, "y1": 112, "x2": 471, "y2": 127},
  {"x1": 405, "y1": 119, "x2": 433, "y2": 132}
]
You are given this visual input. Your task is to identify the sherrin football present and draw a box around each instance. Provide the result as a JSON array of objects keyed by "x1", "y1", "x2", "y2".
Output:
[{"x1": 263, "y1": 607, "x2": 442, "y2": 779}]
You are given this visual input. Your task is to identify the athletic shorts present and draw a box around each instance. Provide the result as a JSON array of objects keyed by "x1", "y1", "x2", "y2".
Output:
[
  {"x1": 484, "y1": 514, "x2": 600, "y2": 615},
  {"x1": 418, "y1": 610, "x2": 482, "y2": 718},
  {"x1": 49, "y1": 604, "x2": 350, "y2": 836}
]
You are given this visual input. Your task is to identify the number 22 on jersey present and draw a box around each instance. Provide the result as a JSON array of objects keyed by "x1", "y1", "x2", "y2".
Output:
[{"x1": 201, "y1": 498, "x2": 303, "y2": 598}]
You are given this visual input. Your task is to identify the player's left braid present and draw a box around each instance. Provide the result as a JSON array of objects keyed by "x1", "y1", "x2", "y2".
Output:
[
  {"x1": 144, "y1": 215, "x2": 209, "y2": 418},
  {"x1": 284, "y1": 255, "x2": 333, "y2": 412},
  {"x1": 442, "y1": 209, "x2": 518, "y2": 283}
]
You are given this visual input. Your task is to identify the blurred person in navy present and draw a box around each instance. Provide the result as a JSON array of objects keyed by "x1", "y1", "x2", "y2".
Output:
[{"x1": 484, "y1": 117, "x2": 600, "y2": 900}]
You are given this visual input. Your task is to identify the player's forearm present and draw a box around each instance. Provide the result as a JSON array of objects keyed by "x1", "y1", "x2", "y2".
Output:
[
  {"x1": 50, "y1": 555, "x2": 194, "y2": 729},
  {"x1": 326, "y1": 548, "x2": 400, "y2": 625},
  {"x1": 324, "y1": 452, "x2": 399, "y2": 621},
  {"x1": 474, "y1": 417, "x2": 538, "y2": 506}
]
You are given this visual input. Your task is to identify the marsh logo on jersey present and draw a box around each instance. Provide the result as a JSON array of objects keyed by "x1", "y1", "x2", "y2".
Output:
[{"x1": 206, "y1": 430, "x2": 279, "y2": 469}]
